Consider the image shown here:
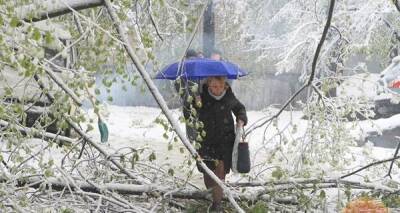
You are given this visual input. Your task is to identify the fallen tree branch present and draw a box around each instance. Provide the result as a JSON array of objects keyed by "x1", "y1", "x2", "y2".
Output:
[
  {"x1": 103, "y1": 1, "x2": 244, "y2": 212},
  {"x1": 11, "y1": 176, "x2": 209, "y2": 200},
  {"x1": 341, "y1": 155, "x2": 400, "y2": 179},
  {"x1": 9, "y1": 175, "x2": 396, "y2": 206},
  {"x1": 229, "y1": 178, "x2": 396, "y2": 194},
  {"x1": 33, "y1": 68, "x2": 144, "y2": 184},
  {"x1": 41, "y1": 66, "x2": 83, "y2": 106}
]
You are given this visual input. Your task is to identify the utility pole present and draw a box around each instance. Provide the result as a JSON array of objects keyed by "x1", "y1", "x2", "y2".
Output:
[{"x1": 203, "y1": 0, "x2": 215, "y2": 57}]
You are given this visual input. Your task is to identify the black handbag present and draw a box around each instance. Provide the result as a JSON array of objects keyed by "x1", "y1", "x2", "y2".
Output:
[
  {"x1": 237, "y1": 142, "x2": 250, "y2": 173},
  {"x1": 232, "y1": 126, "x2": 251, "y2": 173}
]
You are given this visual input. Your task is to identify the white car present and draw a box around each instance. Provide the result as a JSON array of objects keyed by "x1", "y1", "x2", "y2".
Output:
[{"x1": 337, "y1": 56, "x2": 400, "y2": 119}]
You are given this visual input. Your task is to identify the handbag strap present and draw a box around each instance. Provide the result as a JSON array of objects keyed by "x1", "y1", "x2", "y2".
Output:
[{"x1": 240, "y1": 126, "x2": 247, "y2": 143}]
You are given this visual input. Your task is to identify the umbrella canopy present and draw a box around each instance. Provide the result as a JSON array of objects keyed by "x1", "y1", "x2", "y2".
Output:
[{"x1": 154, "y1": 58, "x2": 247, "y2": 80}]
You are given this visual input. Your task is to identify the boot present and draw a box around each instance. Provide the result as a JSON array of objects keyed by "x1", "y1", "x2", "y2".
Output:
[{"x1": 208, "y1": 202, "x2": 223, "y2": 213}]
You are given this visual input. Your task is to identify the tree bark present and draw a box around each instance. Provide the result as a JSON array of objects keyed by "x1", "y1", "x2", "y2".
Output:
[
  {"x1": 12, "y1": 176, "x2": 209, "y2": 199},
  {"x1": 16, "y1": 0, "x2": 103, "y2": 22},
  {"x1": 230, "y1": 178, "x2": 395, "y2": 194}
]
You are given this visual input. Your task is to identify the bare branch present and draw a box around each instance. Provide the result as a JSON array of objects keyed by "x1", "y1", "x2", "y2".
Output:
[
  {"x1": 146, "y1": 0, "x2": 163, "y2": 41},
  {"x1": 341, "y1": 155, "x2": 400, "y2": 179}
]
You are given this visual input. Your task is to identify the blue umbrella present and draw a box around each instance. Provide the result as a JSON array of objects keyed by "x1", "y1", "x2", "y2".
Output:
[{"x1": 154, "y1": 58, "x2": 247, "y2": 80}]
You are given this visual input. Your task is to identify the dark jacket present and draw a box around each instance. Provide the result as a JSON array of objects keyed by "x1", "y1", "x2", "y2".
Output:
[{"x1": 197, "y1": 83, "x2": 247, "y2": 163}]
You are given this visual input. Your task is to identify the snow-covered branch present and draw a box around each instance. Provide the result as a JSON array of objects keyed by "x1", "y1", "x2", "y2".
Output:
[
  {"x1": 0, "y1": 119, "x2": 75, "y2": 145},
  {"x1": 16, "y1": 0, "x2": 103, "y2": 22}
]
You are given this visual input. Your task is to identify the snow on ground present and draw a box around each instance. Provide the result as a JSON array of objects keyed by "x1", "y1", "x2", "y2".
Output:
[
  {"x1": 1, "y1": 104, "x2": 398, "y2": 211},
  {"x1": 83, "y1": 105, "x2": 399, "y2": 189}
]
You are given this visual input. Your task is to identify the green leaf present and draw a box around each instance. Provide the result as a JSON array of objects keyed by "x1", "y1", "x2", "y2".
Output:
[
  {"x1": 48, "y1": 159, "x2": 54, "y2": 166},
  {"x1": 345, "y1": 185, "x2": 352, "y2": 201},
  {"x1": 107, "y1": 96, "x2": 113, "y2": 102},
  {"x1": 319, "y1": 190, "x2": 326, "y2": 199},
  {"x1": 162, "y1": 132, "x2": 168, "y2": 139},
  {"x1": 94, "y1": 107, "x2": 99, "y2": 114},
  {"x1": 44, "y1": 168, "x2": 53, "y2": 177},
  {"x1": 148, "y1": 152, "x2": 156, "y2": 161},
  {"x1": 86, "y1": 124, "x2": 94, "y2": 132},
  {"x1": 5, "y1": 87, "x2": 12, "y2": 96},
  {"x1": 271, "y1": 167, "x2": 284, "y2": 180},
  {"x1": 44, "y1": 31, "x2": 54, "y2": 44},
  {"x1": 0, "y1": 105, "x2": 4, "y2": 115},
  {"x1": 61, "y1": 208, "x2": 74, "y2": 213},
  {"x1": 158, "y1": 0, "x2": 165, "y2": 7},
  {"x1": 10, "y1": 17, "x2": 19, "y2": 27},
  {"x1": 32, "y1": 28, "x2": 41, "y2": 41},
  {"x1": 249, "y1": 201, "x2": 268, "y2": 213},
  {"x1": 141, "y1": 32, "x2": 153, "y2": 48}
]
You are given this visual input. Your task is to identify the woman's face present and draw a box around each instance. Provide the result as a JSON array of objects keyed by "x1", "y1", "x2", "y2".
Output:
[{"x1": 208, "y1": 78, "x2": 225, "y2": 96}]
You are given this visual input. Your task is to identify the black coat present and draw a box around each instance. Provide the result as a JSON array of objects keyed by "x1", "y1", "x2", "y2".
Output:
[{"x1": 197, "y1": 84, "x2": 247, "y2": 167}]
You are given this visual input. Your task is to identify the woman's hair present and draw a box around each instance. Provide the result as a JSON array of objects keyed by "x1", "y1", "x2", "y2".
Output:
[
  {"x1": 207, "y1": 76, "x2": 228, "y2": 89},
  {"x1": 185, "y1": 49, "x2": 198, "y2": 59}
]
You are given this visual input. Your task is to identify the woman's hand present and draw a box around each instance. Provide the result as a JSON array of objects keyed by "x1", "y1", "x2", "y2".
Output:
[
  {"x1": 237, "y1": 120, "x2": 244, "y2": 128},
  {"x1": 195, "y1": 95, "x2": 202, "y2": 108}
]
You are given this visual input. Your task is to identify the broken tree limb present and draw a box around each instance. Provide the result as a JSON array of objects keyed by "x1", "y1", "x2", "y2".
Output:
[
  {"x1": 42, "y1": 65, "x2": 83, "y2": 106},
  {"x1": 8, "y1": 175, "x2": 396, "y2": 207},
  {"x1": 0, "y1": 119, "x2": 75, "y2": 145},
  {"x1": 103, "y1": 1, "x2": 244, "y2": 212},
  {"x1": 11, "y1": 176, "x2": 209, "y2": 200},
  {"x1": 33, "y1": 71, "x2": 144, "y2": 185},
  {"x1": 341, "y1": 155, "x2": 400, "y2": 179},
  {"x1": 229, "y1": 178, "x2": 396, "y2": 194},
  {"x1": 16, "y1": 0, "x2": 103, "y2": 22},
  {"x1": 64, "y1": 115, "x2": 145, "y2": 184},
  {"x1": 229, "y1": 178, "x2": 365, "y2": 187},
  {"x1": 252, "y1": 182, "x2": 395, "y2": 200}
]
